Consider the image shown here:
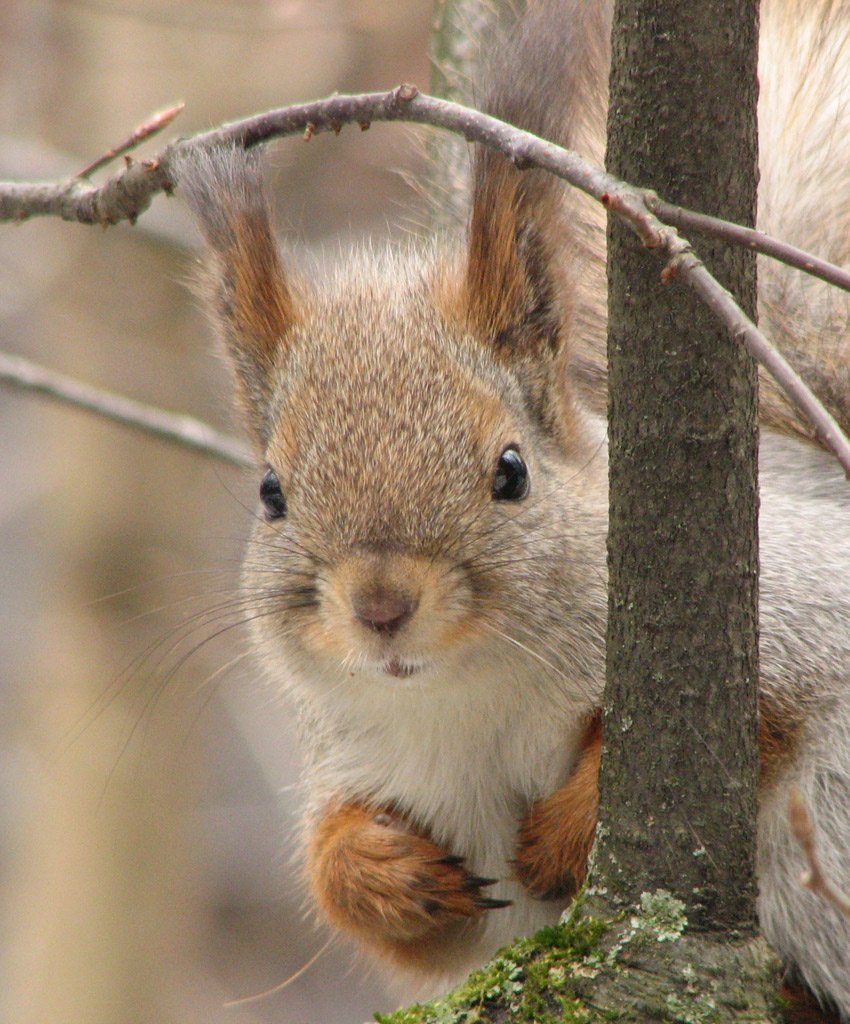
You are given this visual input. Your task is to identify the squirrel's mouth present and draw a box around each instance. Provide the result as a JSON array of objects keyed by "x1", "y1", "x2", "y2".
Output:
[
  {"x1": 348, "y1": 652, "x2": 442, "y2": 683},
  {"x1": 382, "y1": 658, "x2": 420, "y2": 679}
]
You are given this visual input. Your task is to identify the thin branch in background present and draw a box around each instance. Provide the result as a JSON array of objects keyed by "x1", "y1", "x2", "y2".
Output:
[
  {"x1": 788, "y1": 786, "x2": 850, "y2": 920},
  {"x1": 76, "y1": 102, "x2": 186, "y2": 179},
  {"x1": 1, "y1": 85, "x2": 849, "y2": 473},
  {"x1": 0, "y1": 351, "x2": 253, "y2": 469}
]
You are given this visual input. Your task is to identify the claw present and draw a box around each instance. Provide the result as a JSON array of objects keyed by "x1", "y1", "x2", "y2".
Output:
[
  {"x1": 464, "y1": 875, "x2": 499, "y2": 889},
  {"x1": 475, "y1": 896, "x2": 513, "y2": 910}
]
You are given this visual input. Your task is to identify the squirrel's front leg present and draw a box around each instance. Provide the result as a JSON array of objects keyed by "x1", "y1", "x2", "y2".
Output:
[
  {"x1": 514, "y1": 712, "x2": 601, "y2": 900},
  {"x1": 515, "y1": 696, "x2": 802, "y2": 901},
  {"x1": 307, "y1": 801, "x2": 510, "y2": 967}
]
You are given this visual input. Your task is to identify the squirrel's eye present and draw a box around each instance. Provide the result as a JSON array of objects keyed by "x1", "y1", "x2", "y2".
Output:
[
  {"x1": 492, "y1": 446, "x2": 529, "y2": 501},
  {"x1": 260, "y1": 467, "x2": 287, "y2": 520}
]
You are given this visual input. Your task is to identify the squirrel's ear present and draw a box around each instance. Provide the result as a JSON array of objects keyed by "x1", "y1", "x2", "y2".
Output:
[
  {"x1": 453, "y1": 149, "x2": 575, "y2": 437},
  {"x1": 465, "y1": 152, "x2": 567, "y2": 361},
  {"x1": 177, "y1": 145, "x2": 298, "y2": 447},
  {"x1": 438, "y1": 0, "x2": 611, "y2": 441}
]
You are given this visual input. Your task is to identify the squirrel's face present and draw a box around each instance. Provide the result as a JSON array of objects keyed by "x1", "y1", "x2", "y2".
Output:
[
  {"x1": 243, "y1": 270, "x2": 564, "y2": 689},
  {"x1": 178, "y1": 146, "x2": 607, "y2": 698}
]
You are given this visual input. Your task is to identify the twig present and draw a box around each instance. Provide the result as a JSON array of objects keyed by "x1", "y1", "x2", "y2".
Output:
[
  {"x1": 0, "y1": 351, "x2": 253, "y2": 469},
  {"x1": 788, "y1": 786, "x2": 850, "y2": 919},
  {"x1": 605, "y1": 192, "x2": 850, "y2": 477},
  {"x1": 76, "y1": 102, "x2": 185, "y2": 179},
  {"x1": 0, "y1": 85, "x2": 620, "y2": 226},
  {"x1": 650, "y1": 196, "x2": 850, "y2": 295},
  {"x1": 1, "y1": 86, "x2": 849, "y2": 472}
]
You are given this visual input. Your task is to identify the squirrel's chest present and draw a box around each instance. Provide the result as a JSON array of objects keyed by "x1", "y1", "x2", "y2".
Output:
[{"x1": 327, "y1": 675, "x2": 586, "y2": 871}]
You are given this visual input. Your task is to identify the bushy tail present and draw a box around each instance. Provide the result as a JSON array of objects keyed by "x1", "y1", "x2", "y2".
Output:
[
  {"x1": 473, "y1": 0, "x2": 850, "y2": 441},
  {"x1": 757, "y1": 0, "x2": 850, "y2": 440}
]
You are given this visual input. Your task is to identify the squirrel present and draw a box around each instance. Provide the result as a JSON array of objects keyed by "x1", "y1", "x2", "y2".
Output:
[{"x1": 177, "y1": 0, "x2": 850, "y2": 1016}]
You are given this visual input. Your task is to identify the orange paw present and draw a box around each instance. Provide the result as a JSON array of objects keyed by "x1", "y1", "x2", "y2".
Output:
[
  {"x1": 514, "y1": 713, "x2": 601, "y2": 900},
  {"x1": 308, "y1": 803, "x2": 511, "y2": 952}
]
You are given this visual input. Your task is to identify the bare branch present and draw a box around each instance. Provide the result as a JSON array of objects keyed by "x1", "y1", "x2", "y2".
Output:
[
  {"x1": 0, "y1": 85, "x2": 612, "y2": 226},
  {"x1": 1, "y1": 85, "x2": 849, "y2": 472},
  {"x1": 605, "y1": 192, "x2": 850, "y2": 477},
  {"x1": 788, "y1": 786, "x2": 850, "y2": 919},
  {"x1": 0, "y1": 134, "x2": 196, "y2": 249},
  {"x1": 0, "y1": 351, "x2": 253, "y2": 469},
  {"x1": 673, "y1": 253, "x2": 850, "y2": 473}
]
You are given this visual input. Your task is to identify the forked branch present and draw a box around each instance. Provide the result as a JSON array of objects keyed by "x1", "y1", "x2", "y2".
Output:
[{"x1": 2, "y1": 85, "x2": 850, "y2": 473}]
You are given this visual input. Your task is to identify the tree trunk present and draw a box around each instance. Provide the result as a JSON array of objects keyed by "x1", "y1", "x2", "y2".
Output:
[{"x1": 598, "y1": 0, "x2": 761, "y2": 932}]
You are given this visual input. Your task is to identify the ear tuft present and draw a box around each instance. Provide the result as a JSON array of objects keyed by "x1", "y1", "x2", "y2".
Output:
[
  {"x1": 453, "y1": 149, "x2": 574, "y2": 437},
  {"x1": 440, "y1": 0, "x2": 611, "y2": 440},
  {"x1": 466, "y1": 169, "x2": 565, "y2": 359},
  {"x1": 176, "y1": 144, "x2": 297, "y2": 446}
]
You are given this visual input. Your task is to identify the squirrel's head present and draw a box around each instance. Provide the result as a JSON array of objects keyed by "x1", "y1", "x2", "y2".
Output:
[{"x1": 179, "y1": 145, "x2": 606, "y2": 699}]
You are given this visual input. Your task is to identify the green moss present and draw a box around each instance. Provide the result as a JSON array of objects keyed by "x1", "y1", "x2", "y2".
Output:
[
  {"x1": 374, "y1": 891, "x2": 778, "y2": 1024},
  {"x1": 374, "y1": 905, "x2": 608, "y2": 1024}
]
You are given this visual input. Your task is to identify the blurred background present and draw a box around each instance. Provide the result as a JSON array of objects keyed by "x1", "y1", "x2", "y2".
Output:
[{"x1": 0, "y1": 2, "x2": 444, "y2": 1021}]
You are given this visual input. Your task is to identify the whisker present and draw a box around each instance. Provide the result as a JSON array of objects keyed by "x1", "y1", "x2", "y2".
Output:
[
  {"x1": 477, "y1": 620, "x2": 565, "y2": 679},
  {"x1": 97, "y1": 604, "x2": 297, "y2": 798},
  {"x1": 84, "y1": 564, "x2": 246, "y2": 610},
  {"x1": 56, "y1": 585, "x2": 294, "y2": 759}
]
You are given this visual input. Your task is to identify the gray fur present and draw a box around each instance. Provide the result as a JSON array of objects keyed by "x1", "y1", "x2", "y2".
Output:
[{"x1": 180, "y1": 0, "x2": 850, "y2": 1013}]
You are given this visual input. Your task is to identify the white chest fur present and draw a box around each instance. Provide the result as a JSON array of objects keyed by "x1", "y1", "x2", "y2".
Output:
[{"x1": 291, "y1": 641, "x2": 593, "y2": 983}]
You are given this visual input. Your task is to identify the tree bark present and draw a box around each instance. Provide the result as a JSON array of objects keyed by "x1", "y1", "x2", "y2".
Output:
[{"x1": 599, "y1": 0, "x2": 761, "y2": 932}]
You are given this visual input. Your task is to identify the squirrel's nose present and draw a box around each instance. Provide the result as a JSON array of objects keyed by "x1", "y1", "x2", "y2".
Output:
[{"x1": 353, "y1": 586, "x2": 416, "y2": 636}]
